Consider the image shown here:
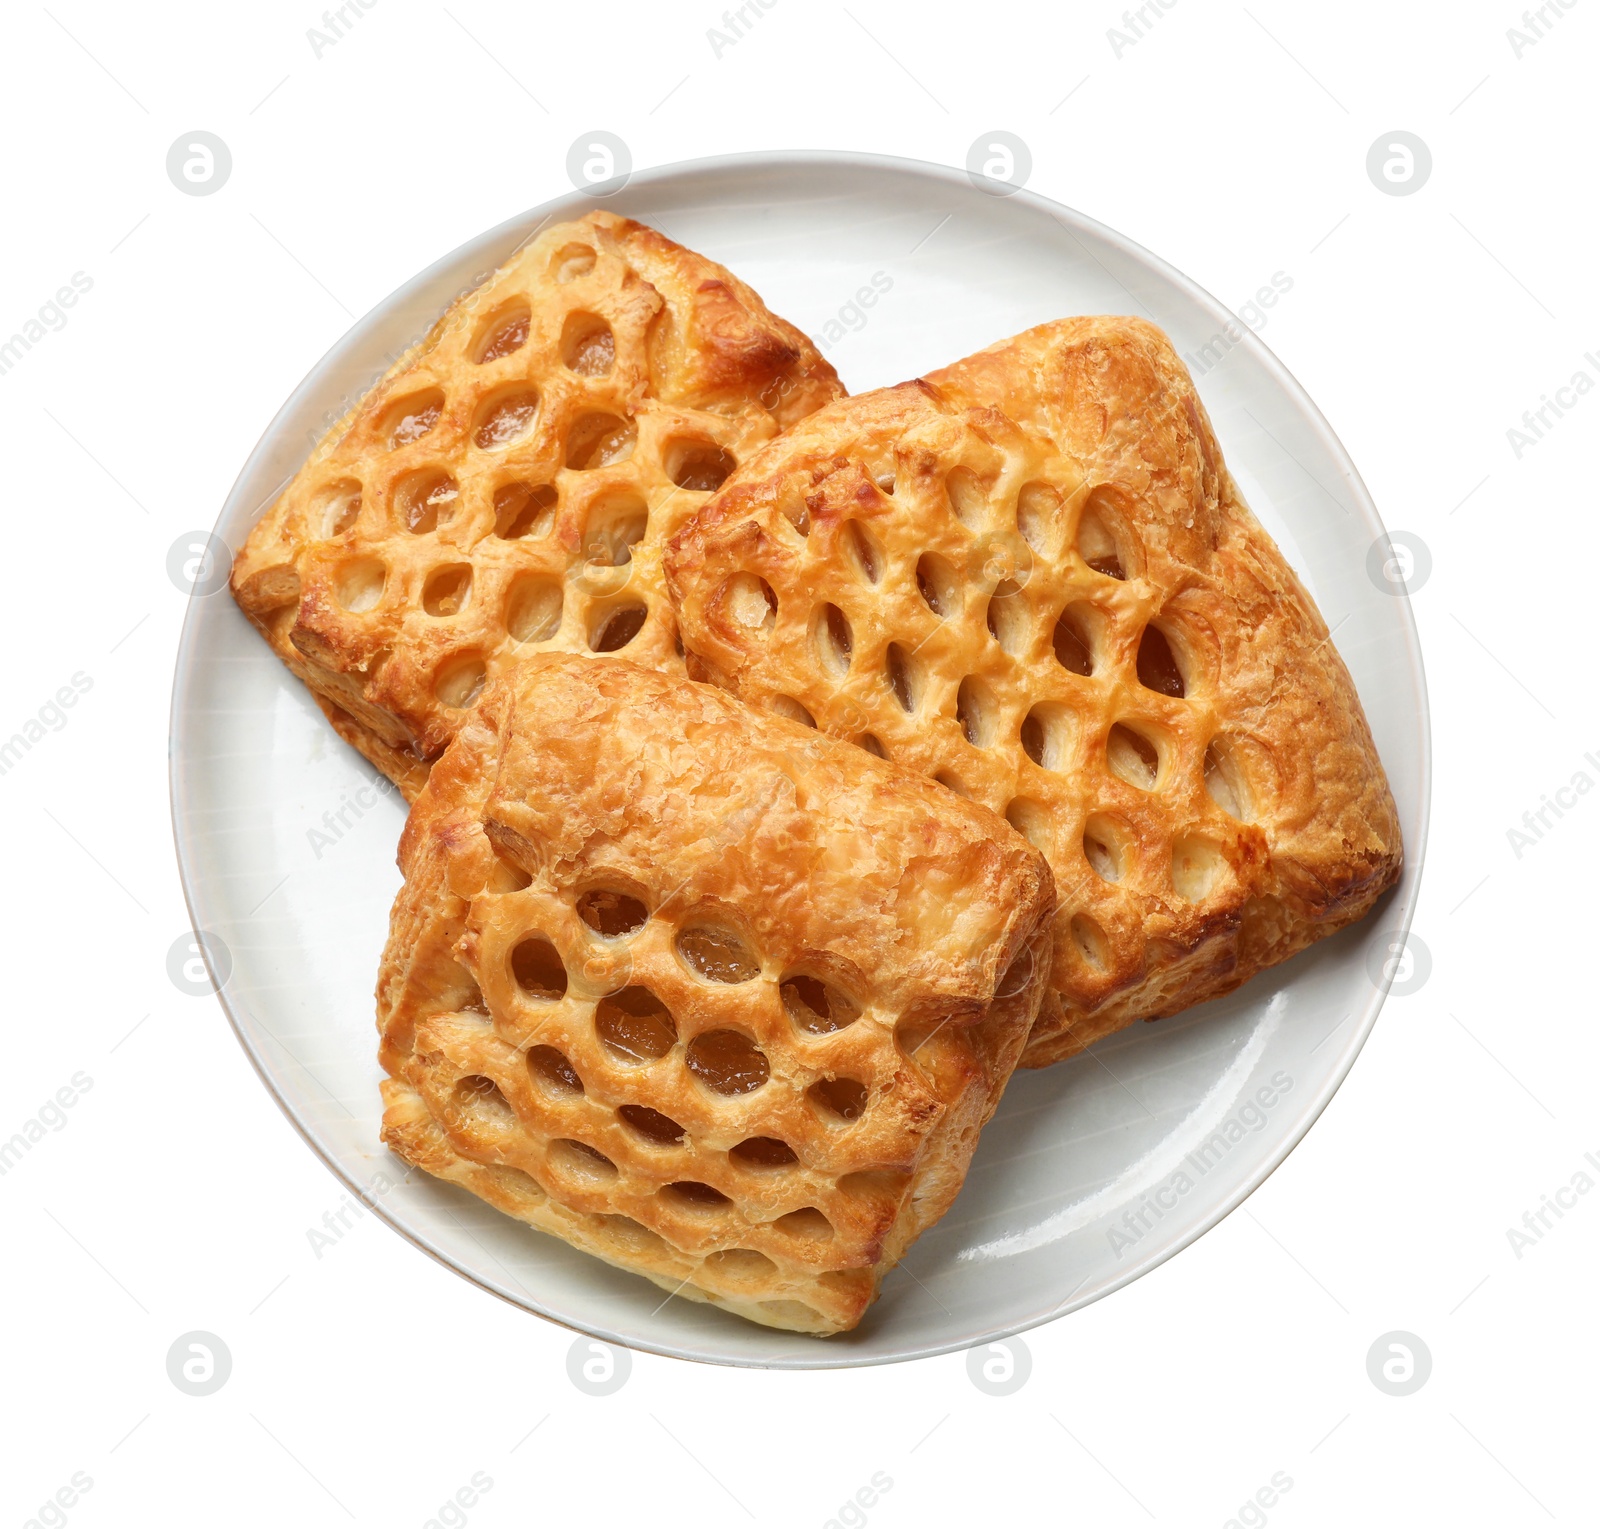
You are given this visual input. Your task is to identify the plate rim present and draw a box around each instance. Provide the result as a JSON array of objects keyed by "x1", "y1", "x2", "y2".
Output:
[{"x1": 169, "y1": 147, "x2": 1432, "y2": 1369}]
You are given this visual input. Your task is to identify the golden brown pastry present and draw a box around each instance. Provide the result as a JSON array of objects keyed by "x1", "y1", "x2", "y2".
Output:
[
  {"x1": 231, "y1": 211, "x2": 843, "y2": 800},
  {"x1": 377, "y1": 654, "x2": 1054, "y2": 1333},
  {"x1": 664, "y1": 317, "x2": 1402, "y2": 1066}
]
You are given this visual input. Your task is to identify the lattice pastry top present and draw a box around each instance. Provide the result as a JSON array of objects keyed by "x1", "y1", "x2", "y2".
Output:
[
  {"x1": 377, "y1": 653, "x2": 1054, "y2": 1334},
  {"x1": 664, "y1": 317, "x2": 1402, "y2": 1066},
  {"x1": 231, "y1": 210, "x2": 843, "y2": 799}
]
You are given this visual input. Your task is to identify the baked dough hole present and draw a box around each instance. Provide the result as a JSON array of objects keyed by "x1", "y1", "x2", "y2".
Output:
[
  {"x1": 836, "y1": 1169, "x2": 910, "y2": 1201},
  {"x1": 334, "y1": 557, "x2": 385, "y2": 613},
  {"x1": 494, "y1": 481, "x2": 558, "y2": 540},
  {"x1": 582, "y1": 496, "x2": 648, "y2": 566},
  {"x1": 505, "y1": 577, "x2": 563, "y2": 644},
  {"x1": 873, "y1": 466, "x2": 897, "y2": 496},
  {"x1": 705, "y1": 1249, "x2": 777, "y2": 1283},
  {"x1": 894, "y1": 1017, "x2": 945, "y2": 1072},
  {"x1": 677, "y1": 926, "x2": 760, "y2": 984},
  {"x1": 528, "y1": 1045, "x2": 584, "y2": 1095},
  {"x1": 1020, "y1": 703, "x2": 1073, "y2": 772},
  {"x1": 590, "y1": 603, "x2": 648, "y2": 653},
  {"x1": 422, "y1": 564, "x2": 472, "y2": 617},
  {"x1": 945, "y1": 466, "x2": 990, "y2": 530},
  {"x1": 312, "y1": 479, "x2": 362, "y2": 539},
  {"x1": 1083, "y1": 815, "x2": 1126, "y2": 883},
  {"x1": 781, "y1": 974, "x2": 859, "y2": 1035},
  {"x1": 855, "y1": 733, "x2": 887, "y2": 759},
  {"x1": 521, "y1": 1042, "x2": 579, "y2": 1106},
  {"x1": 686, "y1": 1030, "x2": 770, "y2": 1095},
  {"x1": 1052, "y1": 606, "x2": 1095, "y2": 676},
  {"x1": 1203, "y1": 738, "x2": 1253, "y2": 821},
  {"x1": 934, "y1": 771, "x2": 969, "y2": 797},
  {"x1": 1107, "y1": 722, "x2": 1161, "y2": 791},
  {"x1": 956, "y1": 676, "x2": 998, "y2": 748},
  {"x1": 552, "y1": 244, "x2": 596, "y2": 283},
  {"x1": 774, "y1": 1208, "x2": 833, "y2": 1241},
  {"x1": 770, "y1": 696, "x2": 816, "y2": 728},
  {"x1": 1004, "y1": 797, "x2": 1052, "y2": 854},
  {"x1": 808, "y1": 1077, "x2": 868, "y2": 1122},
  {"x1": 618, "y1": 1104, "x2": 685, "y2": 1145},
  {"x1": 916, "y1": 554, "x2": 960, "y2": 618},
  {"x1": 1136, "y1": 624, "x2": 1187, "y2": 697},
  {"x1": 511, "y1": 937, "x2": 568, "y2": 1000},
  {"x1": 565, "y1": 411, "x2": 636, "y2": 470},
  {"x1": 599, "y1": 1215, "x2": 665, "y2": 1252},
  {"x1": 812, "y1": 602, "x2": 853, "y2": 676},
  {"x1": 1172, "y1": 834, "x2": 1224, "y2": 902},
  {"x1": 548, "y1": 1138, "x2": 616, "y2": 1184},
  {"x1": 668, "y1": 440, "x2": 737, "y2": 493},
  {"x1": 1078, "y1": 497, "x2": 1128, "y2": 579},
  {"x1": 781, "y1": 495, "x2": 811, "y2": 537},
  {"x1": 383, "y1": 389, "x2": 444, "y2": 450},
  {"x1": 1071, "y1": 913, "x2": 1109, "y2": 968},
  {"x1": 664, "y1": 1180, "x2": 731, "y2": 1209},
  {"x1": 560, "y1": 311, "x2": 615, "y2": 377},
  {"x1": 1016, "y1": 481, "x2": 1064, "y2": 556},
  {"x1": 487, "y1": 846, "x2": 533, "y2": 892},
  {"x1": 577, "y1": 889, "x2": 649, "y2": 938},
  {"x1": 886, "y1": 643, "x2": 919, "y2": 713},
  {"x1": 986, "y1": 580, "x2": 1028, "y2": 656},
  {"x1": 397, "y1": 470, "x2": 460, "y2": 534},
  {"x1": 435, "y1": 655, "x2": 487, "y2": 710},
  {"x1": 731, "y1": 1136, "x2": 798, "y2": 1169},
  {"x1": 842, "y1": 520, "x2": 884, "y2": 584},
  {"x1": 474, "y1": 388, "x2": 541, "y2": 451},
  {"x1": 596, "y1": 987, "x2": 678, "y2": 1063},
  {"x1": 474, "y1": 302, "x2": 530, "y2": 364},
  {"x1": 451, "y1": 1074, "x2": 516, "y2": 1130},
  {"x1": 715, "y1": 573, "x2": 777, "y2": 635},
  {"x1": 997, "y1": 947, "x2": 1036, "y2": 998}
]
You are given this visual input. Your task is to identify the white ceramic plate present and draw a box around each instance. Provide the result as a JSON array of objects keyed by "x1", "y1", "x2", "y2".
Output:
[{"x1": 170, "y1": 152, "x2": 1429, "y2": 1369}]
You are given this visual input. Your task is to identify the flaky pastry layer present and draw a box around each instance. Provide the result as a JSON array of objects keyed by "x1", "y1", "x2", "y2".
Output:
[
  {"x1": 377, "y1": 654, "x2": 1054, "y2": 1333},
  {"x1": 664, "y1": 317, "x2": 1402, "y2": 1065},
  {"x1": 231, "y1": 210, "x2": 842, "y2": 800}
]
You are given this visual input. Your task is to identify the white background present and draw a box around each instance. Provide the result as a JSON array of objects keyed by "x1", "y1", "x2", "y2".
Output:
[{"x1": 1, "y1": 1, "x2": 1594, "y2": 1524}]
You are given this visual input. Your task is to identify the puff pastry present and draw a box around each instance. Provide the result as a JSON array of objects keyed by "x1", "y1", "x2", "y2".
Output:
[
  {"x1": 664, "y1": 317, "x2": 1402, "y2": 1066},
  {"x1": 377, "y1": 653, "x2": 1054, "y2": 1333},
  {"x1": 231, "y1": 211, "x2": 843, "y2": 799}
]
